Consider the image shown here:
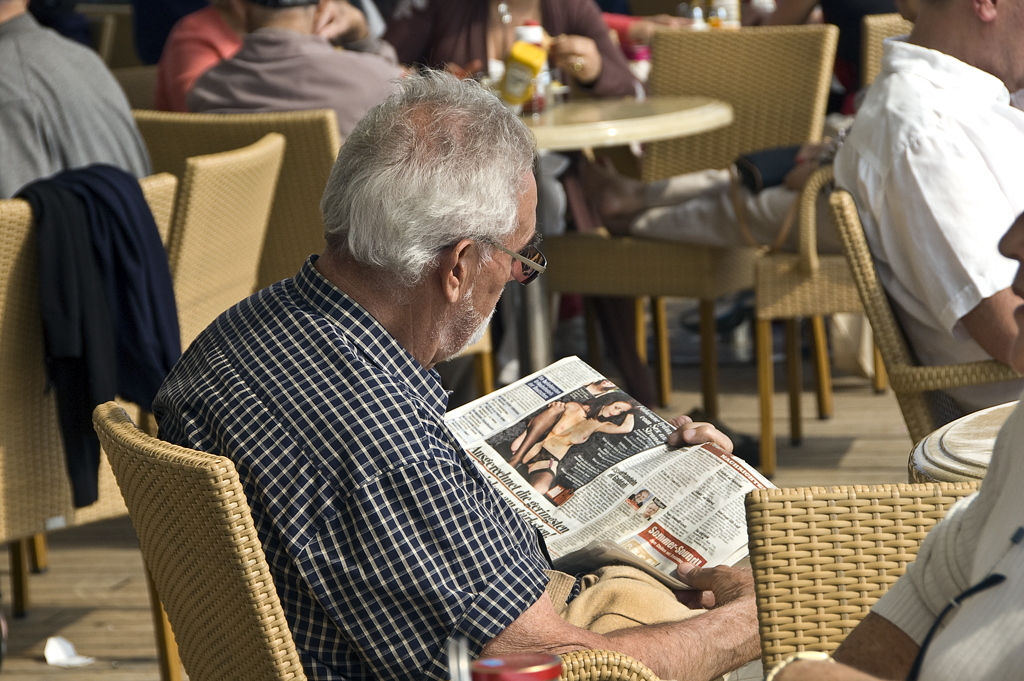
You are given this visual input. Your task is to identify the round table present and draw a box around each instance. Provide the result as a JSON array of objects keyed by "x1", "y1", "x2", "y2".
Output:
[
  {"x1": 523, "y1": 95, "x2": 734, "y2": 151},
  {"x1": 909, "y1": 401, "x2": 1018, "y2": 483},
  {"x1": 515, "y1": 95, "x2": 734, "y2": 375}
]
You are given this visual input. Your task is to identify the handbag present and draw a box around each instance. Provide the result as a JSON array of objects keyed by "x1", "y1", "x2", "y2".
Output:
[{"x1": 733, "y1": 145, "x2": 802, "y2": 194}]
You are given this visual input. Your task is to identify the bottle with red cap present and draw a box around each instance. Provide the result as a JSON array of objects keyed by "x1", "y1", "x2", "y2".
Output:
[{"x1": 471, "y1": 653, "x2": 562, "y2": 681}]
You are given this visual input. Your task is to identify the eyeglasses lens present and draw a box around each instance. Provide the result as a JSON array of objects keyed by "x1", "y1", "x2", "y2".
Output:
[{"x1": 516, "y1": 244, "x2": 546, "y2": 285}]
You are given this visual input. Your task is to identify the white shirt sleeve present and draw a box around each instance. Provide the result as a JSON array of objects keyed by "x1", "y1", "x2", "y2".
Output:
[{"x1": 879, "y1": 125, "x2": 1017, "y2": 336}]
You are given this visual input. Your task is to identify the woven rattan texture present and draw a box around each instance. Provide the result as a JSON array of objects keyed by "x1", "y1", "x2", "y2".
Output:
[
  {"x1": 133, "y1": 109, "x2": 342, "y2": 291},
  {"x1": 828, "y1": 190, "x2": 1020, "y2": 443},
  {"x1": 861, "y1": 14, "x2": 914, "y2": 87},
  {"x1": 93, "y1": 402, "x2": 307, "y2": 681},
  {"x1": 0, "y1": 177, "x2": 172, "y2": 538},
  {"x1": 168, "y1": 133, "x2": 285, "y2": 348},
  {"x1": 544, "y1": 232, "x2": 761, "y2": 298},
  {"x1": 746, "y1": 482, "x2": 979, "y2": 672},
  {"x1": 643, "y1": 26, "x2": 838, "y2": 182},
  {"x1": 755, "y1": 167, "x2": 862, "y2": 319},
  {"x1": 559, "y1": 649, "x2": 659, "y2": 681},
  {"x1": 112, "y1": 65, "x2": 158, "y2": 109},
  {"x1": 139, "y1": 172, "x2": 178, "y2": 245}
]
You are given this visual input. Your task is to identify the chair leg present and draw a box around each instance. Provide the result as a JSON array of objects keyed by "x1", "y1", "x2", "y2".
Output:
[
  {"x1": 145, "y1": 565, "x2": 184, "y2": 681},
  {"x1": 699, "y1": 299, "x2": 719, "y2": 421},
  {"x1": 756, "y1": 319, "x2": 776, "y2": 477},
  {"x1": 9, "y1": 539, "x2": 29, "y2": 618},
  {"x1": 810, "y1": 316, "x2": 834, "y2": 420},
  {"x1": 29, "y1": 533, "x2": 48, "y2": 573},
  {"x1": 473, "y1": 351, "x2": 495, "y2": 396},
  {"x1": 635, "y1": 298, "x2": 647, "y2": 364},
  {"x1": 873, "y1": 344, "x2": 888, "y2": 393},
  {"x1": 785, "y1": 319, "x2": 802, "y2": 445},
  {"x1": 652, "y1": 297, "x2": 671, "y2": 408}
]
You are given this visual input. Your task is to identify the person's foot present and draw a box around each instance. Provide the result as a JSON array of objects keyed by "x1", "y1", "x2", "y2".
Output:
[{"x1": 584, "y1": 157, "x2": 646, "y2": 236}]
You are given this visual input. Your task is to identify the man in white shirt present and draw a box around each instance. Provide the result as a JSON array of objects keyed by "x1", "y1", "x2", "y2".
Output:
[{"x1": 833, "y1": 0, "x2": 1024, "y2": 412}]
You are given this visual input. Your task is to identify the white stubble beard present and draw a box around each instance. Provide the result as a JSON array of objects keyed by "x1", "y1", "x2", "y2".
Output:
[{"x1": 439, "y1": 285, "x2": 498, "y2": 362}]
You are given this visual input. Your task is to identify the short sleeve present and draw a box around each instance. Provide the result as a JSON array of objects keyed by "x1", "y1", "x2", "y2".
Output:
[
  {"x1": 882, "y1": 127, "x2": 1017, "y2": 334},
  {"x1": 871, "y1": 494, "x2": 979, "y2": 643}
]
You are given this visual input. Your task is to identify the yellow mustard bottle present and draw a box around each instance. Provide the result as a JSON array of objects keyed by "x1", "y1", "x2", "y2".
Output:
[{"x1": 500, "y1": 40, "x2": 547, "y2": 107}]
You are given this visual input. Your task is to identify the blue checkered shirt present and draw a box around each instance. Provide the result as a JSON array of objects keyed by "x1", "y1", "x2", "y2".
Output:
[{"x1": 154, "y1": 257, "x2": 551, "y2": 680}]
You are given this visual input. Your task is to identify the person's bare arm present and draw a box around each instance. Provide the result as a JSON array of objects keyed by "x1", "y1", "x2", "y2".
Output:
[
  {"x1": 598, "y1": 413, "x2": 635, "y2": 435},
  {"x1": 482, "y1": 565, "x2": 759, "y2": 681},
  {"x1": 959, "y1": 287, "x2": 1023, "y2": 365},
  {"x1": 774, "y1": 613, "x2": 919, "y2": 681},
  {"x1": 764, "y1": 0, "x2": 819, "y2": 25}
]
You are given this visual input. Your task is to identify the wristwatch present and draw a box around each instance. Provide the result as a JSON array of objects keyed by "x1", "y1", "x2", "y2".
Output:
[{"x1": 764, "y1": 651, "x2": 834, "y2": 681}]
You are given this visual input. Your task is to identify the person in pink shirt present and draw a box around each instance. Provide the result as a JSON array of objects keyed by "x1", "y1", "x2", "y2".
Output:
[{"x1": 155, "y1": 1, "x2": 243, "y2": 112}]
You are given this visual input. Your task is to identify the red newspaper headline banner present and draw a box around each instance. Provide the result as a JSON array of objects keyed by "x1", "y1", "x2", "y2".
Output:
[
  {"x1": 702, "y1": 444, "x2": 769, "y2": 489},
  {"x1": 638, "y1": 523, "x2": 706, "y2": 567}
]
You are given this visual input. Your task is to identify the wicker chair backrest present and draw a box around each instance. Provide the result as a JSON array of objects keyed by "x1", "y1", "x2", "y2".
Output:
[
  {"x1": 133, "y1": 108, "x2": 341, "y2": 291},
  {"x1": 643, "y1": 25, "x2": 838, "y2": 182},
  {"x1": 92, "y1": 402, "x2": 308, "y2": 681},
  {"x1": 747, "y1": 482, "x2": 979, "y2": 673},
  {"x1": 166, "y1": 133, "x2": 285, "y2": 348}
]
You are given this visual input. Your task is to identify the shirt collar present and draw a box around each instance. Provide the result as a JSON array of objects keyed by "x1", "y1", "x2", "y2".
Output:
[
  {"x1": 882, "y1": 37, "x2": 1011, "y2": 105},
  {"x1": 292, "y1": 257, "x2": 450, "y2": 418}
]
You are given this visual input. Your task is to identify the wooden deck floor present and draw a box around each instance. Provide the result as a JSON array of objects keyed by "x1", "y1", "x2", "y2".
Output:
[{"x1": 0, "y1": 358, "x2": 915, "y2": 679}]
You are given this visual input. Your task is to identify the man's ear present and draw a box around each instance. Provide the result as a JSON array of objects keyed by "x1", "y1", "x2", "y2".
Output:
[
  {"x1": 436, "y1": 239, "x2": 476, "y2": 304},
  {"x1": 973, "y1": 0, "x2": 998, "y2": 22}
]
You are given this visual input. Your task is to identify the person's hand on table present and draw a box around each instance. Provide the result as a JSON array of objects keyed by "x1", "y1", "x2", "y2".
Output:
[
  {"x1": 550, "y1": 34, "x2": 602, "y2": 85},
  {"x1": 628, "y1": 15, "x2": 692, "y2": 45},
  {"x1": 315, "y1": 0, "x2": 369, "y2": 44},
  {"x1": 665, "y1": 414, "x2": 733, "y2": 452}
]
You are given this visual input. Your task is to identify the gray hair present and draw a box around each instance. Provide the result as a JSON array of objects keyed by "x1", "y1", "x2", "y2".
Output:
[{"x1": 320, "y1": 70, "x2": 537, "y2": 287}]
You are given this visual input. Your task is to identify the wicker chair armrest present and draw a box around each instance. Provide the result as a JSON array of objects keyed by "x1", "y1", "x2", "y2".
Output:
[
  {"x1": 887, "y1": 361, "x2": 1021, "y2": 394},
  {"x1": 560, "y1": 649, "x2": 660, "y2": 681},
  {"x1": 797, "y1": 165, "x2": 834, "y2": 275}
]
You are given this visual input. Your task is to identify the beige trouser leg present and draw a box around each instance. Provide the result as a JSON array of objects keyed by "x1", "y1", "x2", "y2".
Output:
[
  {"x1": 546, "y1": 566, "x2": 704, "y2": 633},
  {"x1": 546, "y1": 567, "x2": 736, "y2": 681}
]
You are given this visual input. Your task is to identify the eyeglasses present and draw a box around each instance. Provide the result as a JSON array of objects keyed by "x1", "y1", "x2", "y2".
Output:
[{"x1": 481, "y1": 238, "x2": 547, "y2": 285}]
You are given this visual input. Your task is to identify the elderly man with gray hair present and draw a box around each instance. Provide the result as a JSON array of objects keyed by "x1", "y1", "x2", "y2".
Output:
[{"x1": 154, "y1": 71, "x2": 758, "y2": 681}]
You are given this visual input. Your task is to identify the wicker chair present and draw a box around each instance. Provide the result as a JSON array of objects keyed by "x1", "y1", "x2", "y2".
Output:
[
  {"x1": 828, "y1": 190, "x2": 1021, "y2": 446},
  {"x1": 133, "y1": 108, "x2": 342, "y2": 291},
  {"x1": 544, "y1": 25, "x2": 839, "y2": 417},
  {"x1": 166, "y1": 133, "x2": 285, "y2": 348},
  {"x1": 92, "y1": 402, "x2": 307, "y2": 681},
  {"x1": 93, "y1": 402, "x2": 657, "y2": 681},
  {"x1": 746, "y1": 482, "x2": 979, "y2": 674},
  {"x1": 112, "y1": 65, "x2": 159, "y2": 109},
  {"x1": 83, "y1": 11, "x2": 115, "y2": 64},
  {"x1": 76, "y1": 3, "x2": 141, "y2": 68},
  {"x1": 861, "y1": 14, "x2": 914, "y2": 87},
  {"x1": 754, "y1": 166, "x2": 869, "y2": 476}
]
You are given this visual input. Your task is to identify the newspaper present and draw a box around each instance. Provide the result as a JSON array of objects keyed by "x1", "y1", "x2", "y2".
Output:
[{"x1": 446, "y1": 356, "x2": 773, "y2": 590}]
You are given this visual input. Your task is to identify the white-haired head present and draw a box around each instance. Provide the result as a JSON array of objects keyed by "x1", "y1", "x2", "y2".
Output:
[{"x1": 320, "y1": 70, "x2": 537, "y2": 288}]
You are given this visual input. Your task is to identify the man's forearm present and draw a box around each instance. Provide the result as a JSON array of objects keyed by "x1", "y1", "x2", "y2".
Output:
[
  {"x1": 960, "y1": 287, "x2": 1022, "y2": 365},
  {"x1": 600, "y1": 599, "x2": 760, "y2": 681}
]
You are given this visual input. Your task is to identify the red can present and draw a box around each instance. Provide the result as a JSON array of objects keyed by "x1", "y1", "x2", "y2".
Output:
[{"x1": 471, "y1": 653, "x2": 562, "y2": 681}]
